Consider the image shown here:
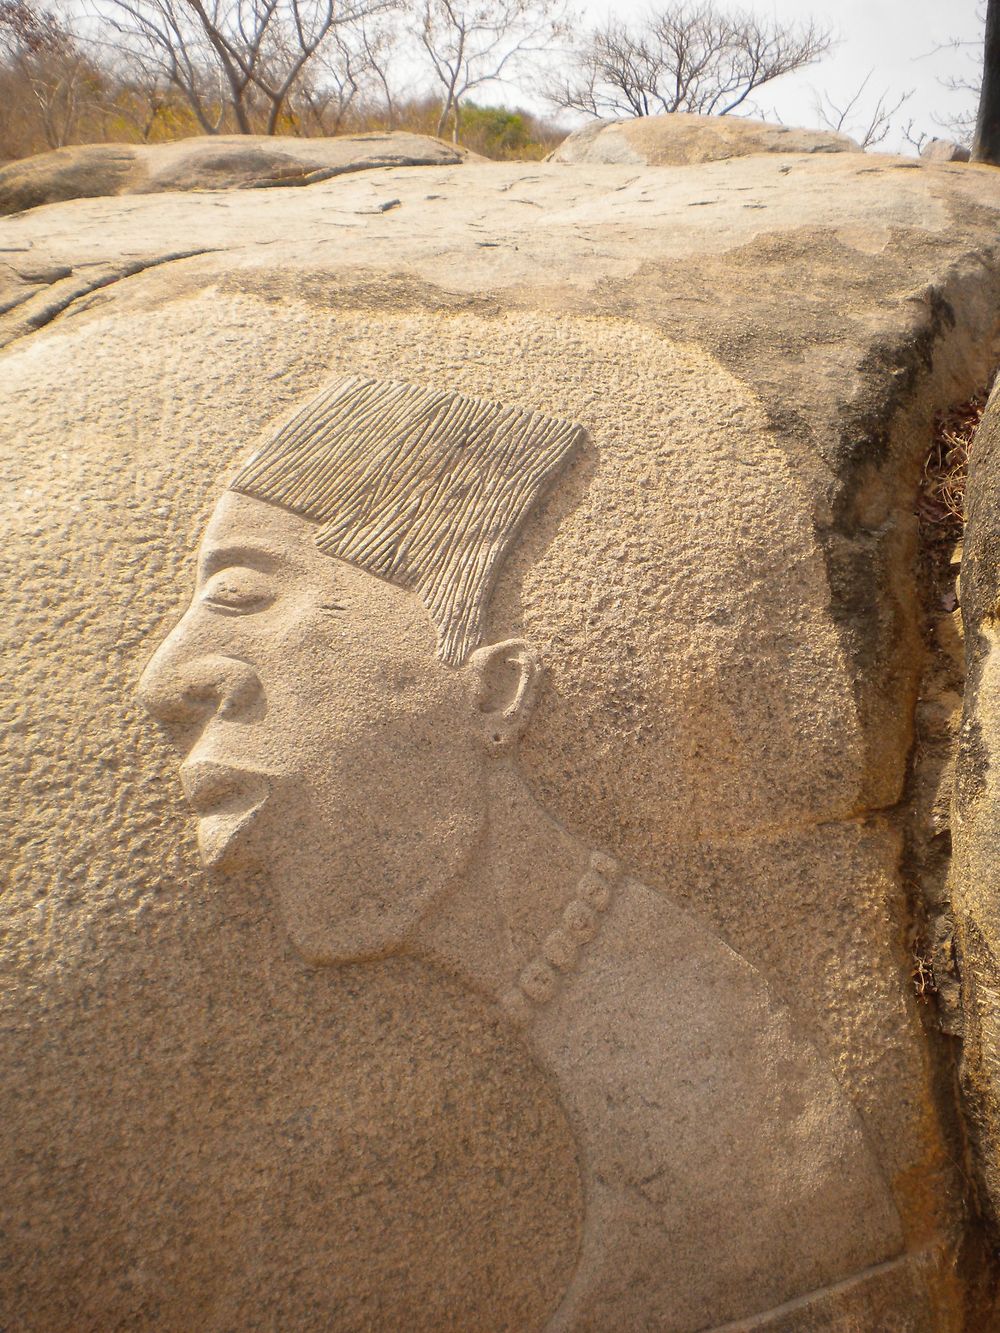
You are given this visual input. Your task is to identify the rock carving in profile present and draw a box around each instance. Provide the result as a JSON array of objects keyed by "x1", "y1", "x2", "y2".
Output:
[{"x1": 138, "y1": 375, "x2": 921, "y2": 1330}]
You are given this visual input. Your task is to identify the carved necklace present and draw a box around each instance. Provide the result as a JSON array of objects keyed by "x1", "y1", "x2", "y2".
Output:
[{"x1": 501, "y1": 850, "x2": 621, "y2": 1025}]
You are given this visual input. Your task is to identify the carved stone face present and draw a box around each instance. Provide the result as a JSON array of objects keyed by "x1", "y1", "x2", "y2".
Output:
[{"x1": 138, "y1": 490, "x2": 488, "y2": 963}]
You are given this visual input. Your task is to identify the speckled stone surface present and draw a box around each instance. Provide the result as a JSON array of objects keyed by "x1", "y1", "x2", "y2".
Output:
[{"x1": 4, "y1": 147, "x2": 1000, "y2": 1328}]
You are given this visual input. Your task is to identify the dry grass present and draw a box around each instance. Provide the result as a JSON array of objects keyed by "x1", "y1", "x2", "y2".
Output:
[{"x1": 918, "y1": 394, "x2": 986, "y2": 534}]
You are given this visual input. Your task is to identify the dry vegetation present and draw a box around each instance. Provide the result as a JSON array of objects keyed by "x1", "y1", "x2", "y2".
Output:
[
  {"x1": 919, "y1": 394, "x2": 985, "y2": 533},
  {"x1": 903, "y1": 393, "x2": 987, "y2": 1031},
  {"x1": 0, "y1": 0, "x2": 568, "y2": 161},
  {"x1": 0, "y1": 0, "x2": 835, "y2": 165}
]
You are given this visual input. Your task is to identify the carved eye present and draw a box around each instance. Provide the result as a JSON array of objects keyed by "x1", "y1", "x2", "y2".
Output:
[{"x1": 201, "y1": 568, "x2": 274, "y2": 615}]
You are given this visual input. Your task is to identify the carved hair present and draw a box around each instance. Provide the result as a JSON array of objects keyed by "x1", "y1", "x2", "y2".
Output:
[{"x1": 230, "y1": 375, "x2": 584, "y2": 665}]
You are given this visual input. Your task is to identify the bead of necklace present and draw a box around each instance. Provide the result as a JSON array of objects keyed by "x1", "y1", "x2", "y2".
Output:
[{"x1": 501, "y1": 850, "x2": 621, "y2": 1025}]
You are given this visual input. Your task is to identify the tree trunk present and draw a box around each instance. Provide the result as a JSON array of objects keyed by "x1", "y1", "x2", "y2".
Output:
[
  {"x1": 231, "y1": 88, "x2": 254, "y2": 134},
  {"x1": 973, "y1": 0, "x2": 1000, "y2": 164}
]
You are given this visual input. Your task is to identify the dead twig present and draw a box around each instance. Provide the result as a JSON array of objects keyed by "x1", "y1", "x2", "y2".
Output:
[{"x1": 917, "y1": 393, "x2": 986, "y2": 533}]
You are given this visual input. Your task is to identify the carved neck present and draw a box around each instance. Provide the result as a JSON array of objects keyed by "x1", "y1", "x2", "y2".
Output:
[{"x1": 410, "y1": 763, "x2": 587, "y2": 1005}]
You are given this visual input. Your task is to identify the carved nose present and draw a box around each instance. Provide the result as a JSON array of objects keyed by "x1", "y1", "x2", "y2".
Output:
[{"x1": 138, "y1": 649, "x2": 263, "y2": 727}]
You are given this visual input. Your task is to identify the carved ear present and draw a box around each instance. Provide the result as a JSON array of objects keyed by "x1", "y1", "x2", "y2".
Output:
[{"x1": 468, "y1": 639, "x2": 543, "y2": 752}]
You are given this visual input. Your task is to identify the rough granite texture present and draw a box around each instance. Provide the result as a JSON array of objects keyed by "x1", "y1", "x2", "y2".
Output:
[{"x1": 3, "y1": 147, "x2": 1000, "y2": 1329}]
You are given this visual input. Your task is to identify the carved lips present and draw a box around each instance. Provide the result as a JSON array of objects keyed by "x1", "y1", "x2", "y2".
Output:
[{"x1": 179, "y1": 758, "x2": 273, "y2": 868}]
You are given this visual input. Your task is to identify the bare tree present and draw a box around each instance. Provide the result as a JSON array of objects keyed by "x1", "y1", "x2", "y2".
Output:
[
  {"x1": 355, "y1": 12, "x2": 404, "y2": 125},
  {"x1": 933, "y1": 49, "x2": 980, "y2": 147},
  {"x1": 95, "y1": 0, "x2": 397, "y2": 135},
  {"x1": 255, "y1": 0, "x2": 400, "y2": 133},
  {"x1": 293, "y1": 29, "x2": 360, "y2": 131},
  {"x1": 902, "y1": 121, "x2": 928, "y2": 155},
  {"x1": 554, "y1": 2, "x2": 830, "y2": 121},
  {"x1": 973, "y1": 0, "x2": 1000, "y2": 162},
  {"x1": 94, "y1": 0, "x2": 233, "y2": 132},
  {"x1": 291, "y1": 19, "x2": 394, "y2": 132},
  {"x1": 0, "y1": 0, "x2": 56, "y2": 54},
  {"x1": 906, "y1": 4, "x2": 984, "y2": 149},
  {"x1": 294, "y1": 10, "x2": 403, "y2": 130},
  {"x1": 24, "y1": 41, "x2": 102, "y2": 146},
  {"x1": 1, "y1": 2, "x2": 104, "y2": 149},
  {"x1": 416, "y1": 0, "x2": 568, "y2": 141},
  {"x1": 814, "y1": 71, "x2": 913, "y2": 151}
]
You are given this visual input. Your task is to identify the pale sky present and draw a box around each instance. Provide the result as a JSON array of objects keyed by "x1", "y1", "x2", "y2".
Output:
[
  {"x1": 553, "y1": 0, "x2": 985, "y2": 153},
  {"x1": 61, "y1": 0, "x2": 986, "y2": 156}
]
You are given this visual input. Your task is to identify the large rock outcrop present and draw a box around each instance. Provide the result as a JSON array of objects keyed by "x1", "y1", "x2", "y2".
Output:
[
  {"x1": 3, "y1": 145, "x2": 1000, "y2": 1329},
  {"x1": 549, "y1": 111, "x2": 861, "y2": 164},
  {"x1": 0, "y1": 131, "x2": 475, "y2": 215}
]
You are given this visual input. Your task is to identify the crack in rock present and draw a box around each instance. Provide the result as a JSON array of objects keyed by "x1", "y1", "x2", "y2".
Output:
[{"x1": 0, "y1": 248, "x2": 217, "y2": 351}]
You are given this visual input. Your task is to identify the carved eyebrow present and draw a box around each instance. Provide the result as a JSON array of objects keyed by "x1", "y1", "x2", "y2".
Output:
[{"x1": 198, "y1": 544, "x2": 284, "y2": 579}]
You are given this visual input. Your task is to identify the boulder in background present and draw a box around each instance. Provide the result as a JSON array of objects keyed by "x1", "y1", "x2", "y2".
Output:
[{"x1": 549, "y1": 111, "x2": 861, "y2": 165}]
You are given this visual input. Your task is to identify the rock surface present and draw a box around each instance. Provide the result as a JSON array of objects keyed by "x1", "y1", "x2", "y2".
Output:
[
  {"x1": 921, "y1": 138, "x2": 972, "y2": 163},
  {"x1": 550, "y1": 111, "x2": 861, "y2": 165},
  {"x1": 952, "y1": 384, "x2": 1000, "y2": 1233},
  {"x1": 0, "y1": 131, "x2": 474, "y2": 215},
  {"x1": 3, "y1": 148, "x2": 1000, "y2": 1329}
]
